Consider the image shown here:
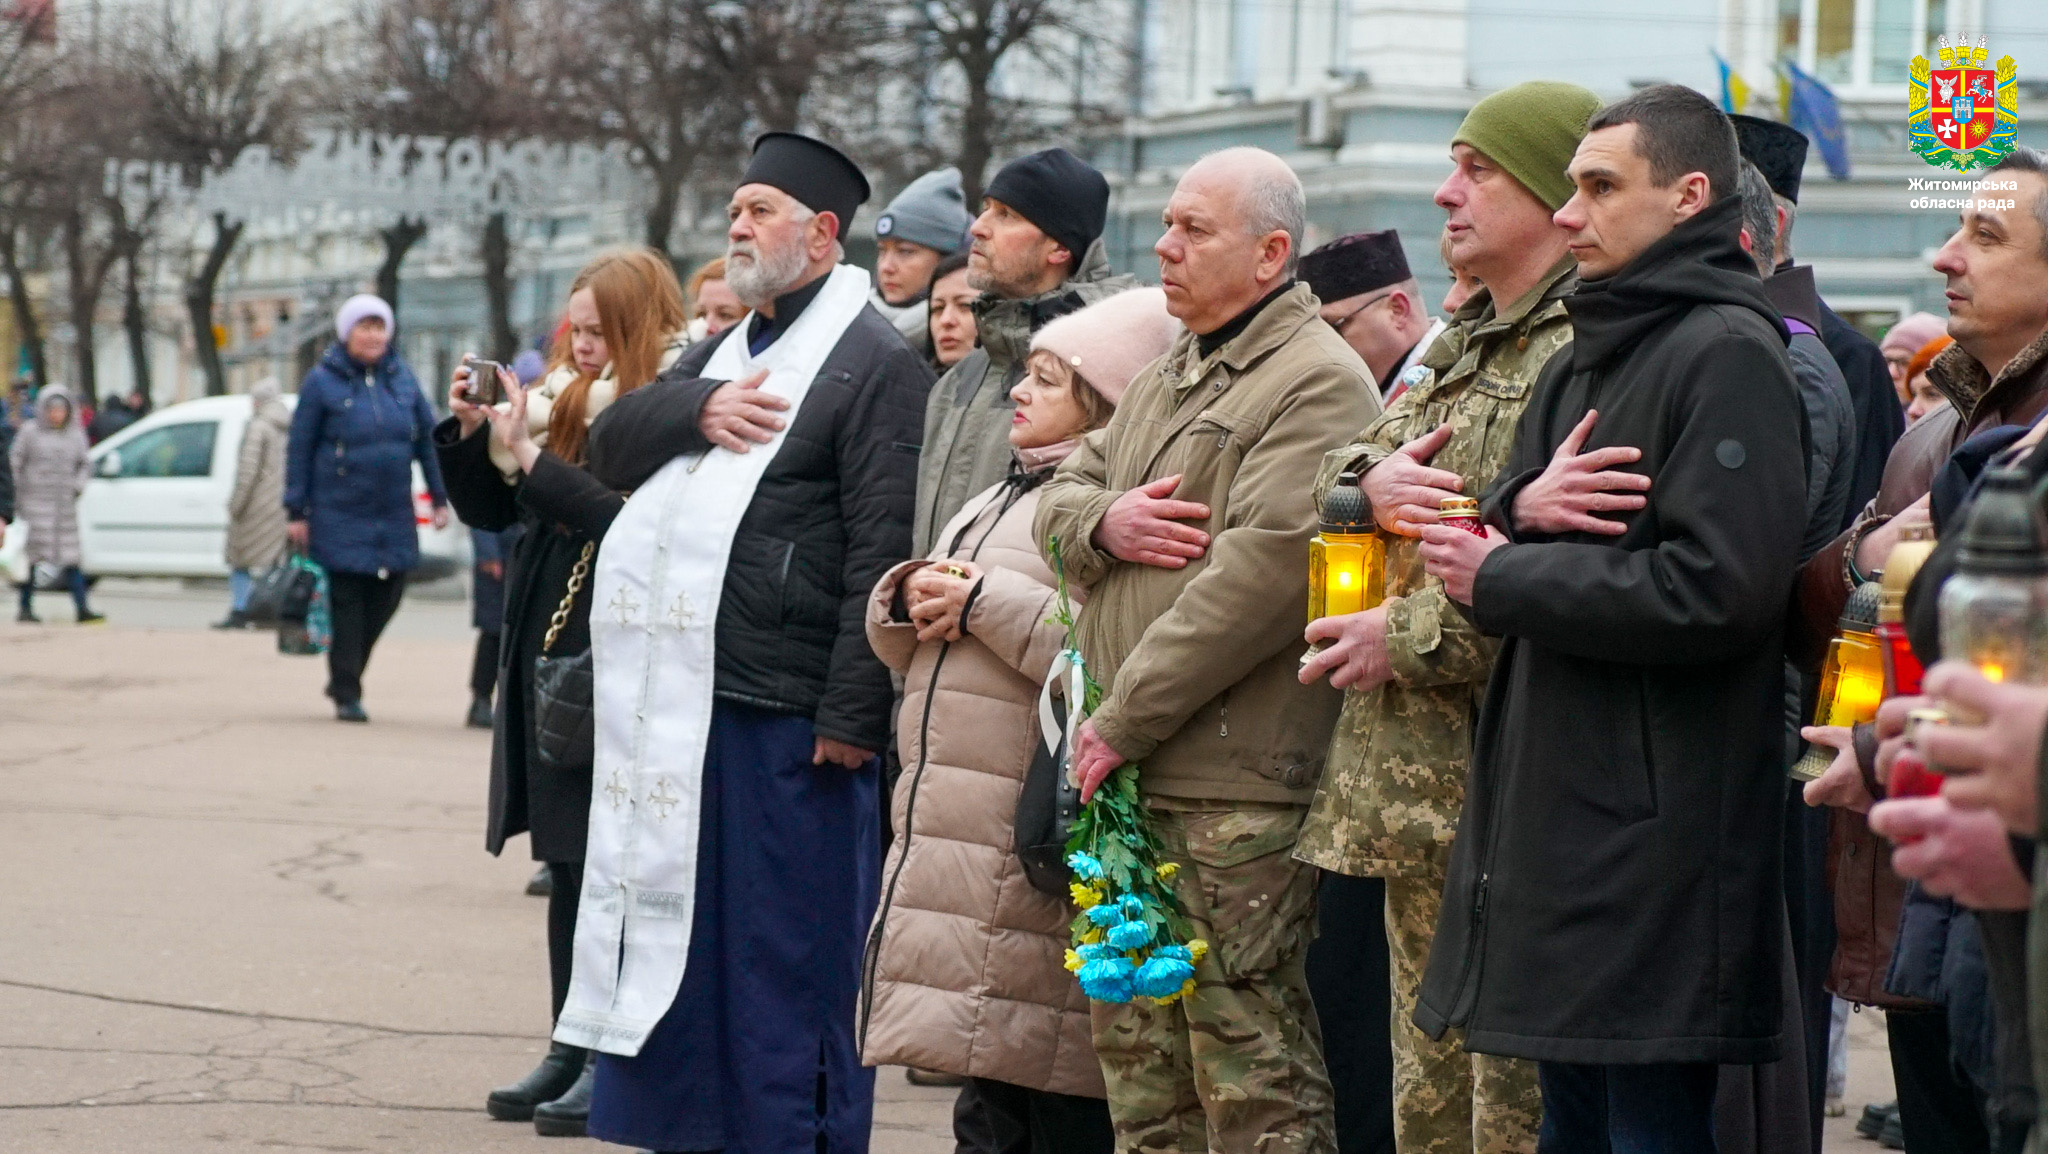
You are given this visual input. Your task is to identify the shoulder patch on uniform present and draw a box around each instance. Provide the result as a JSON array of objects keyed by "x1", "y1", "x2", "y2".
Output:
[{"x1": 1715, "y1": 439, "x2": 1746, "y2": 469}]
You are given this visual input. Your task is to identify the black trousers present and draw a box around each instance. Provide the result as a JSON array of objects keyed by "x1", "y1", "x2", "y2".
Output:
[
  {"x1": 324, "y1": 570, "x2": 406, "y2": 704},
  {"x1": 1888, "y1": 1007, "x2": 1990, "y2": 1153},
  {"x1": 1305, "y1": 872, "x2": 1397, "y2": 1154},
  {"x1": 546, "y1": 860, "x2": 583, "y2": 1022},
  {"x1": 471, "y1": 630, "x2": 501, "y2": 699},
  {"x1": 953, "y1": 1075, "x2": 1113, "y2": 1154}
]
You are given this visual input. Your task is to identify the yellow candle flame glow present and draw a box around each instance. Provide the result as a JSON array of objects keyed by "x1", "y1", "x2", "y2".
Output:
[{"x1": 1980, "y1": 662, "x2": 2007, "y2": 683}]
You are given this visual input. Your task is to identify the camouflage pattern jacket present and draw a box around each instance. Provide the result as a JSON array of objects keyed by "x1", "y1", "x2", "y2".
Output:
[{"x1": 1294, "y1": 257, "x2": 1577, "y2": 879}]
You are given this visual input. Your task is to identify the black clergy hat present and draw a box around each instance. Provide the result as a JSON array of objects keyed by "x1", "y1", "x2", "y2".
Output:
[
  {"x1": 1731, "y1": 115, "x2": 1809, "y2": 204},
  {"x1": 1300, "y1": 230, "x2": 1412, "y2": 304},
  {"x1": 739, "y1": 132, "x2": 871, "y2": 239}
]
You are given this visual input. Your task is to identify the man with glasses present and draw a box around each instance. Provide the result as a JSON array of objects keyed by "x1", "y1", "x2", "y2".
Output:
[{"x1": 1304, "y1": 230, "x2": 1446, "y2": 403}]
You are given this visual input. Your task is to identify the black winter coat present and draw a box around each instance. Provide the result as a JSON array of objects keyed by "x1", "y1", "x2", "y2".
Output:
[
  {"x1": 436, "y1": 425, "x2": 621, "y2": 862},
  {"x1": 581, "y1": 301, "x2": 932, "y2": 752},
  {"x1": 1415, "y1": 200, "x2": 1810, "y2": 1065}
]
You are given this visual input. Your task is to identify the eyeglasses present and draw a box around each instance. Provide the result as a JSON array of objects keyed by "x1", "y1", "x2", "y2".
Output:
[{"x1": 1327, "y1": 290, "x2": 1397, "y2": 335}]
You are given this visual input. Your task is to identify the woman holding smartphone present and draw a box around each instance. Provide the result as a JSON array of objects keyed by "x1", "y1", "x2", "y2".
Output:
[{"x1": 434, "y1": 247, "x2": 688, "y2": 1138}]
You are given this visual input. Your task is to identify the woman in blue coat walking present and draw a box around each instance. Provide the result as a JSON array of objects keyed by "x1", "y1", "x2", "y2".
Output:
[{"x1": 285, "y1": 294, "x2": 450, "y2": 722}]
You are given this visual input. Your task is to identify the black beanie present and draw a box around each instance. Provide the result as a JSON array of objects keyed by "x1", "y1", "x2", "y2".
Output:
[{"x1": 983, "y1": 148, "x2": 1110, "y2": 261}]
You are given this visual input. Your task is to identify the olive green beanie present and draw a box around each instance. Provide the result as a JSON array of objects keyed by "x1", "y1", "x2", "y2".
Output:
[{"x1": 1452, "y1": 81, "x2": 1602, "y2": 211}]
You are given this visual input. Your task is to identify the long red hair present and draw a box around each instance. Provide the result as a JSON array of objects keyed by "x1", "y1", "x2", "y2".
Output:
[{"x1": 545, "y1": 248, "x2": 688, "y2": 464}]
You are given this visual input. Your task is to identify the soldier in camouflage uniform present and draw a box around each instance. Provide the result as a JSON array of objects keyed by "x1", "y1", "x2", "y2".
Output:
[{"x1": 1291, "y1": 81, "x2": 1602, "y2": 1154}]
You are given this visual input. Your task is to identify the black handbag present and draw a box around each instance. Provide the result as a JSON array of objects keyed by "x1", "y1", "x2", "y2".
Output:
[
  {"x1": 532, "y1": 541, "x2": 595, "y2": 775},
  {"x1": 243, "y1": 562, "x2": 299, "y2": 626},
  {"x1": 1014, "y1": 691, "x2": 1081, "y2": 896}
]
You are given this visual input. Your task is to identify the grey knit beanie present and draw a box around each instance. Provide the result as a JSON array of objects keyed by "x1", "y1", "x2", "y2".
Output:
[{"x1": 874, "y1": 167, "x2": 973, "y2": 254}]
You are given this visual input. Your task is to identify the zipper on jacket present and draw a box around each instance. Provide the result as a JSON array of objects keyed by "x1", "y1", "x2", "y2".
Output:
[
  {"x1": 858, "y1": 486, "x2": 1022, "y2": 1052},
  {"x1": 1443, "y1": 717, "x2": 1506, "y2": 1029}
]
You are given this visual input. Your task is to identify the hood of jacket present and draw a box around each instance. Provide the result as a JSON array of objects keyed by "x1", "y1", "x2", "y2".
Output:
[
  {"x1": 33, "y1": 384, "x2": 76, "y2": 427},
  {"x1": 1565, "y1": 197, "x2": 1788, "y2": 374},
  {"x1": 973, "y1": 237, "x2": 1132, "y2": 366},
  {"x1": 255, "y1": 395, "x2": 291, "y2": 430}
]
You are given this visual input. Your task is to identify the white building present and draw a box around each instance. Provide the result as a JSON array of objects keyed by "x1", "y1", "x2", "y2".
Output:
[
  {"x1": 44, "y1": 0, "x2": 2048, "y2": 405},
  {"x1": 1107, "y1": 0, "x2": 2048, "y2": 329}
]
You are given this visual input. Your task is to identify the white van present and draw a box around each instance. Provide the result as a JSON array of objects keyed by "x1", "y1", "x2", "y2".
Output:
[{"x1": 76, "y1": 395, "x2": 466, "y2": 581}]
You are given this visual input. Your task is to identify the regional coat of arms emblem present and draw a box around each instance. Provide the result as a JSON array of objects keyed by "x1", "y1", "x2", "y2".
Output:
[{"x1": 1910, "y1": 35, "x2": 2019, "y2": 172}]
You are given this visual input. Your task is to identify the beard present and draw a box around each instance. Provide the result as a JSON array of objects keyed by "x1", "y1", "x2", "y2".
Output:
[{"x1": 726, "y1": 235, "x2": 811, "y2": 307}]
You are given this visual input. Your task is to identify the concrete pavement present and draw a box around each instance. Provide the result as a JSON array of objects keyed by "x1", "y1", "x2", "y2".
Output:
[
  {"x1": 0, "y1": 586, "x2": 1899, "y2": 1152},
  {"x1": 0, "y1": 601, "x2": 954, "y2": 1152}
]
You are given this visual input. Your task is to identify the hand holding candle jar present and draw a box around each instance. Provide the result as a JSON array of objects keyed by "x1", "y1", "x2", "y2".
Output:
[
  {"x1": 1307, "y1": 471, "x2": 1384, "y2": 622},
  {"x1": 1915, "y1": 660, "x2": 2048, "y2": 835},
  {"x1": 1789, "y1": 581, "x2": 1886, "y2": 782}
]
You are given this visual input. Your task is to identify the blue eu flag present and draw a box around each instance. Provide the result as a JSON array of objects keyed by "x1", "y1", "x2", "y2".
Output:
[{"x1": 1782, "y1": 60, "x2": 1851, "y2": 180}]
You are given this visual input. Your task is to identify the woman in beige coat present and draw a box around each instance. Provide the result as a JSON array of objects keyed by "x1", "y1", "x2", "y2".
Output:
[
  {"x1": 217, "y1": 379, "x2": 292, "y2": 629},
  {"x1": 861, "y1": 288, "x2": 1177, "y2": 1150}
]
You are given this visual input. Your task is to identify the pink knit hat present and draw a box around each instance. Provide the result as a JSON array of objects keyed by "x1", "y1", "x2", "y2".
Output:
[
  {"x1": 1880, "y1": 311, "x2": 1947, "y2": 357},
  {"x1": 1030, "y1": 287, "x2": 1180, "y2": 407}
]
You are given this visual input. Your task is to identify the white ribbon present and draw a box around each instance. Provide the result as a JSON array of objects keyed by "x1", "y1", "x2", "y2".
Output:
[{"x1": 1038, "y1": 647, "x2": 1091, "y2": 770}]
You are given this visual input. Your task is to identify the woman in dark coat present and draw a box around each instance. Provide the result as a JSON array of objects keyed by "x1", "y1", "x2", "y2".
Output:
[
  {"x1": 434, "y1": 248, "x2": 688, "y2": 1138},
  {"x1": 284, "y1": 294, "x2": 449, "y2": 721}
]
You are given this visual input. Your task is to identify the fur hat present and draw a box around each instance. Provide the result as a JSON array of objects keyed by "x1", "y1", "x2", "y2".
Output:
[{"x1": 1029, "y1": 287, "x2": 1179, "y2": 407}]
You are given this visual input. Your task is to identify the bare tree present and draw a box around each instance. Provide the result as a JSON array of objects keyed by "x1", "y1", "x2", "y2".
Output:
[
  {"x1": 122, "y1": 0, "x2": 308, "y2": 397},
  {"x1": 0, "y1": 3, "x2": 69, "y2": 390},
  {"x1": 349, "y1": 0, "x2": 555, "y2": 361},
  {"x1": 897, "y1": 0, "x2": 1129, "y2": 206},
  {"x1": 376, "y1": 214, "x2": 430, "y2": 316},
  {"x1": 548, "y1": 1, "x2": 743, "y2": 257}
]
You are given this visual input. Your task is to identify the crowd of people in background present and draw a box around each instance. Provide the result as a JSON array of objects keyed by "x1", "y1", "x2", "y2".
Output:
[{"x1": 14, "y1": 70, "x2": 2048, "y2": 1154}]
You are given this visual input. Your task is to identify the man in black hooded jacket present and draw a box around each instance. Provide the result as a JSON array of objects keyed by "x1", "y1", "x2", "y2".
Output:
[{"x1": 1413, "y1": 85, "x2": 1810, "y2": 1150}]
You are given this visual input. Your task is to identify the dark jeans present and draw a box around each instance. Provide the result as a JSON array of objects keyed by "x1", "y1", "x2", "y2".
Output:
[
  {"x1": 953, "y1": 1075, "x2": 1114, "y2": 1154},
  {"x1": 1305, "y1": 873, "x2": 1396, "y2": 1154},
  {"x1": 1888, "y1": 1007, "x2": 1990, "y2": 1153},
  {"x1": 1537, "y1": 1061, "x2": 1719, "y2": 1154},
  {"x1": 19, "y1": 565, "x2": 90, "y2": 615},
  {"x1": 324, "y1": 570, "x2": 406, "y2": 704},
  {"x1": 546, "y1": 860, "x2": 582, "y2": 1022},
  {"x1": 471, "y1": 630, "x2": 501, "y2": 699}
]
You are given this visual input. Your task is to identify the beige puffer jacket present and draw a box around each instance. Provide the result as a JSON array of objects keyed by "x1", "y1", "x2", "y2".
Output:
[
  {"x1": 858, "y1": 468, "x2": 1104, "y2": 1099},
  {"x1": 486, "y1": 335, "x2": 689, "y2": 477}
]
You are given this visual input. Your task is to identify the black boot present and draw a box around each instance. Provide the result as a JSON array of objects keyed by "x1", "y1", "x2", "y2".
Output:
[
  {"x1": 525, "y1": 865, "x2": 553, "y2": 897},
  {"x1": 212, "y1": 609, "x2": 250, "y2": 630},
  {"x1": 485, "y1": 1041, "x2": 587, "y2": 1122},
  {"x1": 466, "y1": 694, "x2": 494, "y2": 729},
  {"x1": 533, "y1": 1059, "x2": 595, "y2": 1137}
]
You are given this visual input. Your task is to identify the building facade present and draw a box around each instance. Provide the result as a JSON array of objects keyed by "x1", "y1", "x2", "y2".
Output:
[
  {"x1": 1103, "y1": 0, "x2": 2048, "y2": 331},
  {"x1": 45, "y1": 0, "x2": 2048, "y2": 407}
]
